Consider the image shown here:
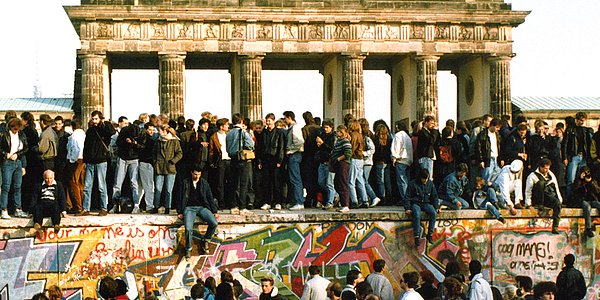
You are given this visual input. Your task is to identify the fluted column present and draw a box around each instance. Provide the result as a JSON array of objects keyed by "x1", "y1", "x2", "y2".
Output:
[
  {"x1": 489, "y1": 55, "x2": 512, "y2": 117},
  {"x1": 159, "y1": 53, "x2": 186, "y2": 119},
  {"x1": 239, "y1": 55, "x2": 264, "y2": 121},
  {"x1": 415, "y1": 55, "x2": 439, "y2": 122},
  {"x1": 79, "y1": 53, "x2": 106, "y2": 125},
  {"x1": 341, "y1": 54, "x2": 366, "y2": 119}
]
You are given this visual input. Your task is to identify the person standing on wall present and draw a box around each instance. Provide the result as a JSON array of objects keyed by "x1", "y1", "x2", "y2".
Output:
[
  {"x1": 415, "y1": 115, "x2": 440, "y2": 182},
  {"x1": 284, "y1": 111, "x2": 305, "y2": 210},
  {"x1": 38, "y1": 114, "x2": 58, "y2": 173},
  {"x1": 226, "y1": 113, "x2": 255, "y2": 215},
  {"x1": 0, "y1": 118, "x2": 29, "y2": 219},
  {"x1": 66, "y1": 119, "x2": 85, "y2": 215}
]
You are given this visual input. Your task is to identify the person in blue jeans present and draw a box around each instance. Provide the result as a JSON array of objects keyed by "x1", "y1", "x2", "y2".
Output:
[
  {"x1": 472, "y1": 177, "x2": 506, "y2": 224},
  {"x1": 438, "y1": 163, "x2": 470, "y2": 210},
  {"x1": 0, "y1": 117, "x2": 29, "y2": 219},
  {"x1": 178, "y1": 165, "x2": 219, "y2": 259},
  {"x1": 406, "y1": 168, "x2": 439, "y2": 247}
]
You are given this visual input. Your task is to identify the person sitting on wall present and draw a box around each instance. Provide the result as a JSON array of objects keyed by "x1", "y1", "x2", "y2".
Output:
[
  {"x1": 406, "y1": 168, "x2": 440, "y2": 247},
  {"x1": 438, "y1": 163, "x2": 470, "y2": 210},
  {"x1": 525, "y1": 158, "x2": 563, "y2": 234},
  {"x1": 570, "y1": 166, "x2": 600, "y2": 238},
  {"x1": 30, "y1": 170, "x2": 67, "y2": 235},
  {"x1": 493, "y1": 160, "x2": 524, "y2": 215},
  {"x1": 178, "y1": 164, "x2": 219, "y2": 259},
  {"x1": 472, "y1": 177, "x2": 506, "y2": 224}
]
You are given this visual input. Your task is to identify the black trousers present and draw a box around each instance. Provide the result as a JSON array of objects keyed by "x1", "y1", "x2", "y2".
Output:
[
  {"x1": 231, "y1": 159, "x2": 251, "y2": 209},
  {"x1": 33, "y1": 200, "x2": 61, "y2": 225},
  {"x1": 262, "y1": 156, "x2": 284, "y2": 206},
  {"x1": 214, "y1": 159, "x2": 231, "y2": 209}
]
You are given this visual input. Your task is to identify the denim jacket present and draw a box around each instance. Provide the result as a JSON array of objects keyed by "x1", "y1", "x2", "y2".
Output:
[
  {"x1": 439, "y1": 172, "x2": 469, "y2": 203},
  {"x1": 406, "y1": 179, "x2": 439, "y2": 210}
]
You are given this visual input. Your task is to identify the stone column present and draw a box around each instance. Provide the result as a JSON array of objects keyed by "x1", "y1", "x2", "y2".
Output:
[
  {"x1": 341, "y1": 54, "x2": 366, "y2": 119},
  {"x1": 239, "y1": 54, "x2": 264, "y2": 121},
  {"x1": 415, "y1": 55, "x2": 439, "y2": 122},
  {"x1": 159, "y1": 53, "x2": 186, "y2": 119},
  {"x1": 79, "y1": 53, "x2": 106, "y2": 125},
  {"x1": 489, "y1": 55, "x2": 512, "y2": 117}
]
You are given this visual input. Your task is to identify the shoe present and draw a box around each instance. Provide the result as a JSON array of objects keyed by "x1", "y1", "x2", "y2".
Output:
[
  {"x1": 551, "y1": 227, "x2": 559, "y2": 234},
  {"x1": 289, "y1": 204, "x2": 304, "y2": 210},
  {"x1": 131, "y1": 206, "x2": 140, "y2": 214},
  {"x1": 274, "y1": 204, "x2": 282, "y2": 210},
  {"x1": 34, "y1": 223, "x2": 43, "y2": 235},
  {"x1": 230, "y1": 207, "x2": 240, "y2": 214},
  {"x1": 370, "y1": 197, "x2": 381, "y2": 207},
  {"x1": 15, "y1": 209, "x2": 28, "y2": 218},
  {"x1": 498, "y1": 217, "x2": 506, "y2": 224},
  {"x1": 1, "y1": 210, "x2": 11, "y2": 219},
  {"x1": 323, "y1": 203, "x2": 334, "y2": 210},
  {"x1": 260, "y1": 204, "x2": 271, "y2": 210},
  {"x1": 76, "y1": 210, "x2": 90, "y2": 217},
  {"x1": 414, "y1": 237, "x2": 421, "y2": 247},
  {"x1": 185, "y1": 249, "x2": 192, "y2": 259},
  {"x1": 509, "y1": 206, "x2": 517, "y2": 216},
  {"x1": 108, "y1": 206, "x2": 116, "y2": 214},
  {"x1": 150, "y1": 208, "x2": 159, "y2": 214},
  {"x1": 53, "y1": 225, "x2": 61, "y2": 233},
  {"x1": 315, "y1": 202, "x2": 324, "y2": 208},
  {"x1": 339, "y1": 207, "x2": 350, "y2": 213},
  {"x1": 98, "y1": 210, "x2": 108, "y2": 216},
  {"x1": 359, "y1": 202, "x2": 369, "y2": 209},
  {"x1": 514, "y1": 203, "x2": 523, "y2": 209},
  {"x1": 426, "y1": 234, "x2": 433, "y2": 244},
  {"x1": 164, "y1": 208, "x2": 170, "y2": 215},
  {"x1": 350, "y1": 203, "x2": 359, "y2": 209},
  {"x1": 585, "y1": 228, "x2": 595, "y2": 238}
]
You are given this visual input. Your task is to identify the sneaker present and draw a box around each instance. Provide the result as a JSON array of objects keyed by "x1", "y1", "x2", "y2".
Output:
[
  {"x1": 108, "y1": 206, "x2": 116, "y2": 214},
  {"x1": 185, "y1": 249, "x2": 192, "y2": 259},
  {"x1": 164, "y1": 208, "x2": 170, "y2": 215},
  {"x1": 34, "y1": 223, "x2": 43, "y2": 235},
  {"x1": 414, "y1": 237, "x2": 421, "y2": 247},
  {"x1": 15, "y1": 209, "x2": 28, "y2": 218},
  {"x1": 585, "y1": 228, "x2": 595, "y2": 238},
  {"x1": 76, "y1": 210, "x2": 90, "y2": 217},
  {"x1": 260, "y1": 204, "x2": 271, "y2": 210},
  {"x1": 315, "y1": 202, "x2": 324, "y2": 209},
  {"x1": 150, "y1": 207, "x2": 159, "y2": 214},
  {"x1": 230, "y1": 207, "x2": 240, "y2": 215},
  {"x1": 426, "y1": 234, "x2": 433, "y2": 244},
  {"x1": 359, "y1": 202, "x2": 369, "y2": 209},
  {"x1": 498, "y1": 217, "x2": 506, "y2": 224},
  {"x1": 289, "y1": 204, "x2": 304, "y2": 210},
  {"x1": 131, "y1": 206, "x2": 140, "y2": 214},
  {"x1": 1, "y1": 210, "x2": 11, "y2": 219},
  {"x1": 274, "y1": 204, "x2": 282, "y2": 210},
  {"x1": 98, "y1": 210, "x2": 108, "y2": 216},
  {"x1": 53, "y1": 225, "x2": 61, "y2": 233},
  {"x1": 323, "y1": 203, "x2": 334, "y2": 210},
  {"x1": 370, "y1": 197, "x2": 381, "y2": 207},
  {"x1": 339, "y1": 207, "x2": 350, "y2": 213}
]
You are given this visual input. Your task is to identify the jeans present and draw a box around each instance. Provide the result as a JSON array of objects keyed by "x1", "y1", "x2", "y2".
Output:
[
  {"x1": 318, "y1": 163, "x2": 336, "y2": 205},
  {"x1": 476, "y1": 189, "x2": 501, "y2": 219},
  {"x1": 419, "y1": 157, "x2": 434, "y2": 181},
  {"x1": 231, "y1": 159, "x2": 251, "y2": 209},
  {"x1": 112, "y1": 157, "x2": 140, "y2": 205},
  {"x1": 373, "y1": 163, "x2": 386, "y2": 198},
  {"x1": 482, "y1": 157, "x2": 500, "y2": 182},
  {"x1": 138, "y1": 162, "x2": 155, "y2": 210},
  {"x1": 582, "y1": 201, "x2": 600, "y2": 229},
  {"x1": 184, "y1": 206, "x2": 218, "y2": 251},
  {"x1": 363, "y1": 165, "x2": 377, "y2": 201},
  {"x1": 411, "y1": 202, "x2": 437, "y2": 237},
  {"x1": 567, "y1": 154, "x2": 586, "y2": 185},
  {"x1": 1, "y1": 160, "x2": 23, "y2": 210},
  {"x1": 349, "y1": 159, "x2": 368, "y2": 205},
  {"x1": 395, "y1": 163, "x2": 410, "y2": 205},
  {"x1": 154, "y1": 174, "x2": 175, "y2": 209},
  {"x1": 287, "y1": 152, "x2": 304, "y2": 206},
  {"x1": 83, "y1": 162, "x2": 108, "y2": 211},
  {"x1": 441, "y1": 197, "x2": 470, "y2": 210}
]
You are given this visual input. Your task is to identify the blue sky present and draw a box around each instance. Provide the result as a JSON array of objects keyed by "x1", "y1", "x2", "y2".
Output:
[{"x1": 0, "y1": 0, "x2": 598, "y2": 126}]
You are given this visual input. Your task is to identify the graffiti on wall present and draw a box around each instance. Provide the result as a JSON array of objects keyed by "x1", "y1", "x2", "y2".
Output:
[{"x1": 0, "y1": 217, "x2": 596, "y2": 299}]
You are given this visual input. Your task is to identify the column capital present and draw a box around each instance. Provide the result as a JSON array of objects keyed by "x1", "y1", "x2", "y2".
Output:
[
  {"x1": 340, "y1": 53, "x2": 367, "y2": 60},
  {"x1": 487, "y1": 53, "x2": 514, "y2": 62},
  {"x1": 158, "y1": 52, "x2": 187, "y2": 60},
  {"x1": 238, "y1": 53, "x2": 265, "y2": 61},
  {"x1": 77, "y1": 52, "x2": 106, "y2": 60},
  {"x1": 414, "y1": 54, "x2": 441, "y2": 62}
]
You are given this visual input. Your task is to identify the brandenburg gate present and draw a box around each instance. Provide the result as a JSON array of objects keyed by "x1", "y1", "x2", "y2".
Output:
[{"x1": 65, "y1": 0, "x2": 528, "y2": 125}]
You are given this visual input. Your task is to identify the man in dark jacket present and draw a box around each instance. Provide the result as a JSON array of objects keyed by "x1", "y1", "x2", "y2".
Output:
[
  {"x1": 258, "y1": 113, "x2": 285, "y2": 211},
  {"x1": 259, "y1": 277, "x2": 285, "y2": 300},
  {"x1": 178, "y1": 165, "x2": 219, "y2": 259},
  {"x1": 112, "y1": 121, "x2": 143, "y2": 213},
  {"x1": 473, "y1": 118, "x2": 503, "y2": 183},
  {"x1": 79, "y1": 110, "x2": 116, "y2": 216},
  {"x1": 138, "y1": 122, "x2": 156, "y2": 213},
  {"x1": 406, "y1": 168, "x2": 440, "y2": 247},
  {"x1": 31, "y1": 170, "x2": 67, "y2": 234},
  {"x1": 416, "y1": 115, "x2": 440, "y2": 181},
  {"x1": 563, "y1": 112, "x2": 594, "y2": 187},
  {"x1": 556, "y1": 254, "x2": 587, "y2": 300}
]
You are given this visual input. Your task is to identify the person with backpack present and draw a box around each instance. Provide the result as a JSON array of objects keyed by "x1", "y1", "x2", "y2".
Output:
[{"x1": 525, "y1": 158, "x2": 563, "y2": 234}]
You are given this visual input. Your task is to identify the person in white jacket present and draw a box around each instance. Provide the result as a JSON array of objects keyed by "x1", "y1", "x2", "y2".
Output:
[
  {"x1": 525, "y1": 158, "x2": 563, "y2": 234},
  {"x1": 66, "y1": 119, "x2": 86, "y2": 214},
  {"x1": 301, "y1": 265, "x2": 331, "y2": 300},
  {"x1": 468, "y1": 260, "x2": 493, "y2": 300},
  {"x1": 365, "y1": 259, "x2": 394, "y2": 300},
  {"x1": 391, "y1": 122, "x2": 413, "y2": 205},
  {"x1": 493, "y1": 159, "x2": 523, "y2": 215}
]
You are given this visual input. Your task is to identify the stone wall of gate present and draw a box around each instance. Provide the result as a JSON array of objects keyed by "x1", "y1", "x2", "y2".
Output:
[{"x1": 0, "y1": 210, "x2": 599, "y2": 299}]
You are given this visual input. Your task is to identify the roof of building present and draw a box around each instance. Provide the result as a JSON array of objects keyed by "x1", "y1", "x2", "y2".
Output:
[
  {"x1": 512, "y1": 96, "x2": 600, "y2": 112},
  {"x1": 0, "y1": 98, "x2": 73, "y2": 112}
]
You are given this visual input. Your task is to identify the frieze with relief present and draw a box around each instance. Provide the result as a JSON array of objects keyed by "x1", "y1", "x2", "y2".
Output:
[
  {"x1": 231, "y1": 24, "x2": 246, "y2": 39},
  {"x1": 257, "y1": 24, "x2": 272, "y2": 40},
  {"x1": 204, "y1": 23, "x2": 219, "y2": 39},
  {"x1": 308, "y1": 24, "x2": 323, "y2": 40}
]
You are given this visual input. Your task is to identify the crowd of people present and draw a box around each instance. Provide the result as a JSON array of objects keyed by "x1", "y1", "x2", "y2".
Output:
[{"x1": 1, "y1": 109, "x2": 600, "y2": 246}]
